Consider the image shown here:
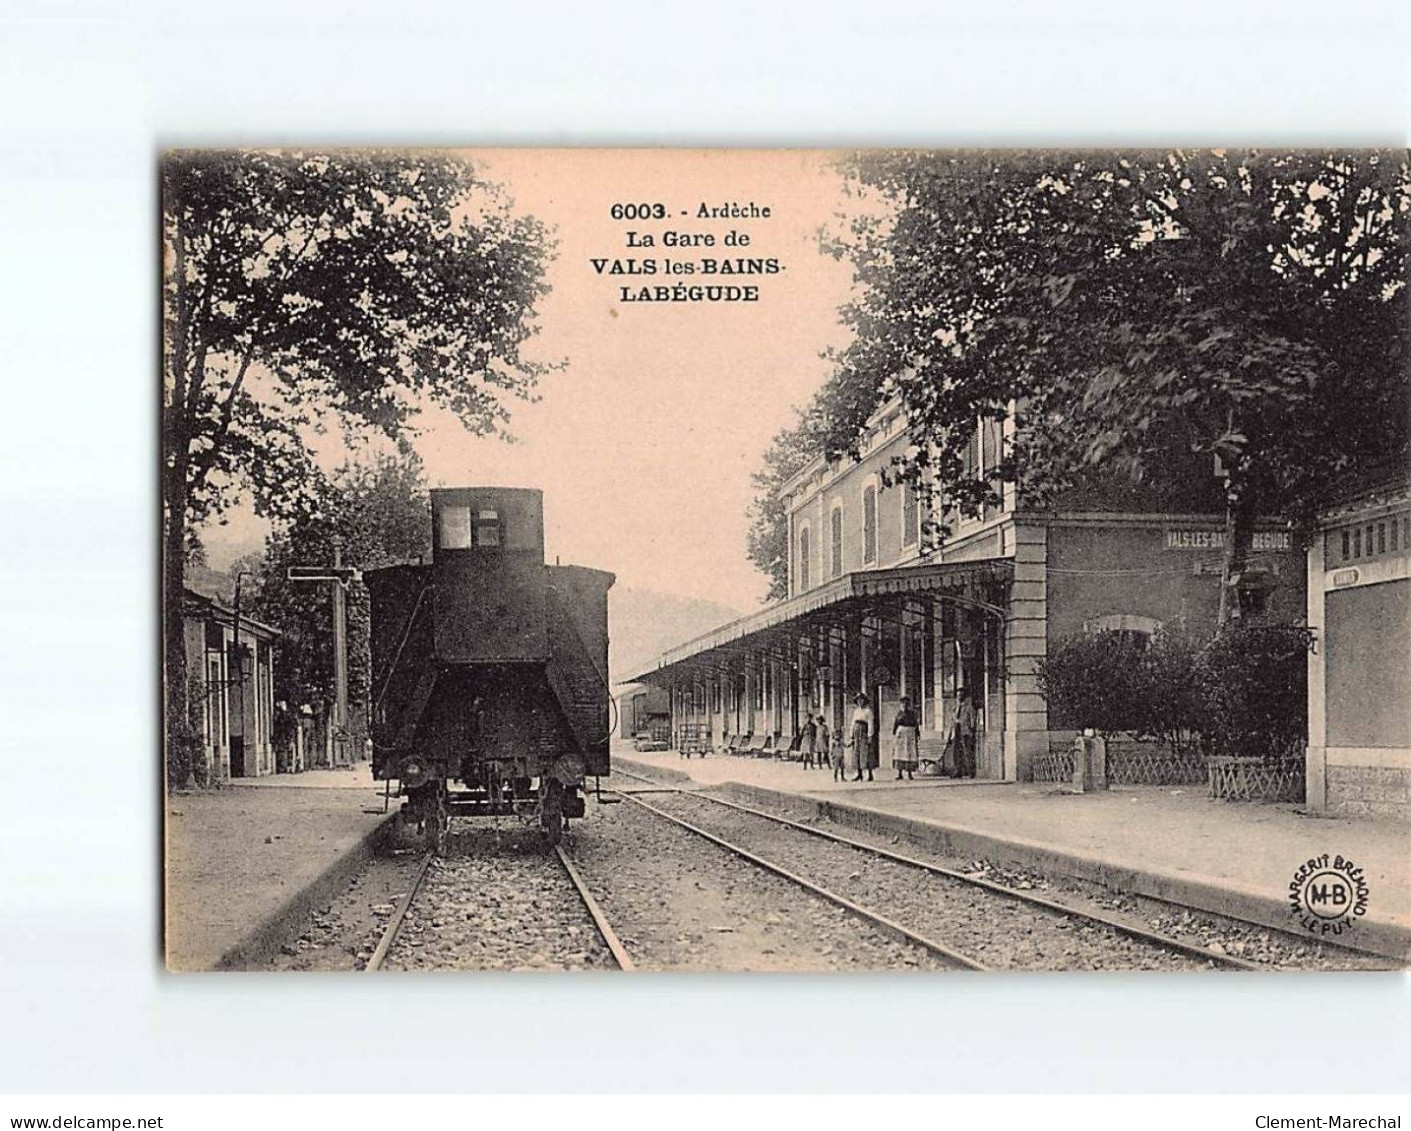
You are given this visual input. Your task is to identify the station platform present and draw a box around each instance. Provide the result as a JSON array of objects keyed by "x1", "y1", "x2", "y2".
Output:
[
  {"x1": 164, "y1": 764, "x2": 393, "y2": 971},
  {"x1": 613, "y1": 746, "x2": 1411, "y2": 961}
]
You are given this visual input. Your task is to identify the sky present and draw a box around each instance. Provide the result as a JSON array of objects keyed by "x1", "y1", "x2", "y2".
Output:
[{"x1": 202, "y1": 149, "x2": 858, "y2": 611}]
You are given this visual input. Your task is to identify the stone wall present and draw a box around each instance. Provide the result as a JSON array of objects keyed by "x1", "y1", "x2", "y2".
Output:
[{"x1": 1326, "y1": 765, "x2": 1411, "y2": 821}]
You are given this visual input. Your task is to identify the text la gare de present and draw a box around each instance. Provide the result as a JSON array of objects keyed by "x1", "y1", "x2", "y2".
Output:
[{"x1": 592, "y1": 230, "x2": 781, "y2": 303}]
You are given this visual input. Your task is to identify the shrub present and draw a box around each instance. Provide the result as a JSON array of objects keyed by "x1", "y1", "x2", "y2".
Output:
[
  {"x1": 1038, "y1": 622, "x2": 1310, "y2": 767},
  {"x1": 1037, "y1": 630, "x2": 1147, "y2": 736},
  {"x1": 1129, "y1": 626, "x2": 1205, "y2": 759},
  {"x1": 1196, "y1": 624, "x2": 1313, "y2": 766}
]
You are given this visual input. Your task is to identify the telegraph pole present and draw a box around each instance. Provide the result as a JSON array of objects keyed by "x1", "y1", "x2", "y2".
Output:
[{"x1": 288, "y1": 554, "x2": 360, "y2": 770}]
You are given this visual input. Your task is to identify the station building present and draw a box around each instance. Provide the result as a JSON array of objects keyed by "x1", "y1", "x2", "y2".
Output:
[
  {"x1": 629, "y1": 401, "x2": 1306, "y2": 783},
  {"x1": 182, "y1": 587, "x2": 280, "y2": 781},
  {"x1": 1306, "y1": 482, "x2": 1411, "y2": 820}
]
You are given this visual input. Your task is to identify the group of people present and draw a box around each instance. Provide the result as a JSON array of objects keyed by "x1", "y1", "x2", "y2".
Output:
[{"x1": 797, "y1": 694, "x2": 978, "y2": 782}]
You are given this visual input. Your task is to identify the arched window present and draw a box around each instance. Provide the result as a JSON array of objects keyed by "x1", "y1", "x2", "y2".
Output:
[
  {"x1": 830, "y1": 503, "x2": 843, "y2": 578},
  {"x1": 862, "y1": 484, "x2": 878, "y2": 564},
  {"x1": 1084, "y1": 613, "x2": 1163, "y2": 651},
  {"x1": 797, "y1": 524, "x2": 811, "y2": 593}
]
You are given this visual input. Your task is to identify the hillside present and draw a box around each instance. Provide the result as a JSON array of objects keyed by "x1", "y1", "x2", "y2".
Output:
[
  {"x1": 608, "y1": 585, "x2": 746, "y2": 689},
  {"x1": 183, "y1": 560, "x2": 745, "y2": 691}
]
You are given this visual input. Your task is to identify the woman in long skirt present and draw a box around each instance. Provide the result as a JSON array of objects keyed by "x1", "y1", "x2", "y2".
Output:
[
  {"x1": 848, "y1": 693, "x2": 875, "y2": 782},
  {"x1": 892, "y1": 696, "x2": 920, "y2": 780}
]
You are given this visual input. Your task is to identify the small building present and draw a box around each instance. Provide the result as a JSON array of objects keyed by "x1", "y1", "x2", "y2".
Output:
[
  {"x1": 1306, "y1": 483, "x2": 1411, "y2": 821},
  {"x1": 182, "y1": 587, "x2": 280, "y2": 781},
  {"x1": 630, "y1": 400, "x2": 1306, "y2": 783},
  {"x1": 616, "y1": 682, "x2": 670, "y2": 743}
]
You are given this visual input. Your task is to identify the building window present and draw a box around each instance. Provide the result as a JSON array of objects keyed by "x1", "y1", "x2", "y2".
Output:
[
  {"x1": 206, "y1": 654, "x2": 225, "y2": 746},
  {"x1": 902, "y1": 483, "x2": 919, "y2": 548},
  {"x1": 830, "y1": 505, "x2": 843, "y2": 578},
  {"x1": 964, "y1": 425, "x2": 980, "y2": 479},
  {"x1": 1378, "y1": 523, "x2": 1387, "y2": 555},
  {"x1": 1341, "y1": 530, "x2": 1351, "y2": 560},
  {"x1": 440, "y1": 505, "x2": 472, "y2": 549},
  {"x1": 798, "y1": 525, "x2": 811, "y2": 593},
  {"x1": 472, "y1": 509, "x2": 501, "y2": 547},
  {"x1": 1354, "y1": 528, "x2": 1362, "y2": 557},
  {"x1": 863, "y1": 485, "x2": 877, "y2": 564},
  {"x1": 1392, "y1": 521, "x2": 1400, "y2": 553}
]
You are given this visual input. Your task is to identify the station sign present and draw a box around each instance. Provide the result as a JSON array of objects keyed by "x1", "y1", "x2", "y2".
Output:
[{"x1": 1165, "y1": 530, "x2": 1292, "y2": 552}]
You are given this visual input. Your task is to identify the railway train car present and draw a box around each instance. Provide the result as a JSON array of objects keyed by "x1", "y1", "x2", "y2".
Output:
[{"x1": 366, "y1": 487, "x2": 615, "y2": 849}]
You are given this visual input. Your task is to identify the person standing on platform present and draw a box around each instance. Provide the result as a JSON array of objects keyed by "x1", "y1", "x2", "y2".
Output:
[
  {"x1": 821, "y1": 715, "x2": 843, "y2": 781},
  {"x1": 848, "y1": 693, "x2": 875, "y2": 783},
  {"x1": 956, "y1": 695, "x2": 978, "y2": 778},
  {"x1": 800, "y1": 713, "x2": 818, "y2": 769},
  {"x1": 892, "y1": 696, "x2": 920, "y2": 780}
]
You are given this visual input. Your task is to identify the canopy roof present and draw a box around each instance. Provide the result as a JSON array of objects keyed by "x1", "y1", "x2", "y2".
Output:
[
  {"x1": 182, "y1": 587, "x2": 281, "y2": 640},
  {"x1": 626, "y1": 559, "x2": 1010, "y2": 686}
]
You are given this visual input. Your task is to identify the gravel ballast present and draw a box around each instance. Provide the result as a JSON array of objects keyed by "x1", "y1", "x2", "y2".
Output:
[
  {"x1": 565, "y1": 795, "x2": 955, "y2": 971},
  {"x1": 643, "y1": 791, "x2": 1232, "y2": 971},
  {"x1": 702, "y1": 782, "x2": 1391, "y2": 971},
  {"x1": 382, "y1": 825, "x2": 616, "y2": 971}
]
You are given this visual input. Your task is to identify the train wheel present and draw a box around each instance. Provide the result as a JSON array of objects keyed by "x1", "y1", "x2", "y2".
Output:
[{"x1": 539, "y1": 781, "x2": 564, "y2": 848}]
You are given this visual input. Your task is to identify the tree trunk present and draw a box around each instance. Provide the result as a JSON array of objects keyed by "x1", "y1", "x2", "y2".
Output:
[
  {"x1": 1217, "y1": 483, "x2": 1255, "y2": 626},
  {"x1": 164, "y1": 459, "x2": 197, "y2": 790},
  {"x1": 163, "y1": 195, "x2": 199, "y2": 790}
]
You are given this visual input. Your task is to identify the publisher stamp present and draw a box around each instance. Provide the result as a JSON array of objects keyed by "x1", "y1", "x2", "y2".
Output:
[{"x1": 1289, "y1": 854, "x2": 1370, "y2": 937}]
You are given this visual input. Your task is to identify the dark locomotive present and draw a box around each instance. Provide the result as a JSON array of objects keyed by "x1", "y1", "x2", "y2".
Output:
[{"x1": 366, "y1": 487, "x2": 615, "y2": 849}]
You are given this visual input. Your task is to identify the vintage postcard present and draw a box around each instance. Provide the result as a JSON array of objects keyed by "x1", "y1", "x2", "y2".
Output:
[{"x1": 161, "y1": 147, "x2": 1409, "y2": 972}]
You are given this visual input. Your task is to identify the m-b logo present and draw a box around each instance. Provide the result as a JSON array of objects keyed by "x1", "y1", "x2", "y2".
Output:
[{"x1": 1289, "y1": 854, "x2": 1369, "y2": 937}]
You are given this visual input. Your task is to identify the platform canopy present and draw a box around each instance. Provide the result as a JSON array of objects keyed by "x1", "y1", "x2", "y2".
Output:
[{"x1": 626, "y1": 559, "x2": 1012, "y2": 687}]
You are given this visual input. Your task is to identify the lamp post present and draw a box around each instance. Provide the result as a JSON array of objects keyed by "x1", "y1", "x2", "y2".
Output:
[
  {"x1": 331, "y1": 541, "x2": 349, "y2": 767},
  {"x1": 231, "y1": 570, "x2": 250, "y2": 779},
  {"x1": 232, "y1": 570, "x2": 250, "y2": 694}
]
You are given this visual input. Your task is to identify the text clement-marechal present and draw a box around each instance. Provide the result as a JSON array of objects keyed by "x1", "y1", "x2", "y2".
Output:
[{"x1": 619, "y1": 284, "x2": 761, "y2": 303}]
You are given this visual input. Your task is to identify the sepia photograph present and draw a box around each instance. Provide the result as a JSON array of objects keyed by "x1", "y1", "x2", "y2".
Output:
[{"x1": 161, "y1": 146, "x2": 1410, "y2": 975}]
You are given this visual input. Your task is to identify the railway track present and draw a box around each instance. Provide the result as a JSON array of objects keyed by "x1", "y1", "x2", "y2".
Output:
[
  {"x1": 611, "y1": 769, "x2": 1263, "y2": 971},
  {"x1": 554, "y1": 844, "x2": 635, "y2": 971},
  {"x1": 619, "y1": 790, "x2": 987, "y2": 969},
  {"x1": 364, "y1": 851, "x2": 435, "y2": 972},
  {"x1": 364, "y1": 826, "x2": 632, "y2": 972},
  {"x1": 361, "y1": 767, "x2": 1371, "y2": 972}
]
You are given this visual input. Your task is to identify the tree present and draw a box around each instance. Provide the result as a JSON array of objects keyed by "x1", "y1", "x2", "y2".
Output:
[
  {"x1": 249, "y1": 447, "x2": 433, "y2": 752},
  {"x1": 824, "y1": 149, "x2": 1410, "y2": 622},
  {"x1": 162, "y1": 150, "x2": 555, "y2": 787},
  {"x1": 746, "y1": 397, "x2": 834, "y2": 601}
]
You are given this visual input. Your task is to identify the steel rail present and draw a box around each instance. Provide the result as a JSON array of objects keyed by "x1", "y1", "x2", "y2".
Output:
[
  {"x1": 616, "y1": 791, "x2": 989, "y2": 971},
  {"x1": 612, "y1": 769, "x2": 1262, "y2": 971},
  {"x1": 555, "y1": 844, "x2": 636, "y2": 971},
  {"x1": 364, "y1": 852, "x2": 434, "y2": 973}
]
